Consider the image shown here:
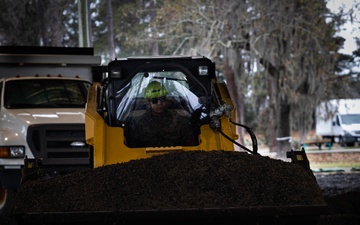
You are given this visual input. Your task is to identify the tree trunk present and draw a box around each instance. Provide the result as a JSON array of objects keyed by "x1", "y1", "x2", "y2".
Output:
[
  {"x1": 38, "y1": 1, "x2": 48, "y2": 46},
  {"x1": 265, "y1": 62, "x2": 292, "y2": 156},
  {"x1": 78, "y1": 0, "x2": 91, "y2": 47},
  {"x1": 87, "y1": 0, "x2": 93, "y2": 47},
  {"x1": 275, "y1": 85, "x2": 291, "y2": 159},
  {"x1": 274, "y1": 69, "x2": 291, "y2": 160},
  {"x1": 149, "y1": 0, "x2": 159, "y2": 56},
  {"x1": 107, "y1": 0, "x2": 115, "y2": 59},
  {"x1": 267, "y1": 73, "x2": 277, "y2": 152},
  {"x1": 223, "y1": 56, "x2": 245, "y2": 148}
]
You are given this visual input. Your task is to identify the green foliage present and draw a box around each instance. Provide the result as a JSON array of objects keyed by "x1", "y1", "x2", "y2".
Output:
[
  {"x1": 0, "y1": 0, "x2": 39, "y2": 45},
  {"x1": 0, "y1": 0, "x2": 78, "y2": 46}
]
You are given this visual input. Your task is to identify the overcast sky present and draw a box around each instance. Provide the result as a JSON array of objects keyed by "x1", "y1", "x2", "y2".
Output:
[{"x1": 327, "y1": 0, "x2": 359, "y2": 54}]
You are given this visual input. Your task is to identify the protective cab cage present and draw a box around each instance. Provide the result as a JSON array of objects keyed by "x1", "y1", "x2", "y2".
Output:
[{"x1": 95, "y1": 56, "x2": 219, "y2": 148}]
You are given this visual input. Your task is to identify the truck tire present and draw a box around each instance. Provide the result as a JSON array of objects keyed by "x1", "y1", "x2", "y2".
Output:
[
  {"x1": 339, "y1": 136, "x2": 355, "y2": 147},
  {"x1": 0, "y1": 187, "x2": 14, "y2": 215},
  {"x1": 339, "y1": 136, "x2": 346, "y2": 147}
]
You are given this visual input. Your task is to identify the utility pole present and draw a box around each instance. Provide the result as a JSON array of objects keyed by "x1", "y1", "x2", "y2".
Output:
[{"x1": 78, "y1": 0, "x2": 91, "y2": 47}]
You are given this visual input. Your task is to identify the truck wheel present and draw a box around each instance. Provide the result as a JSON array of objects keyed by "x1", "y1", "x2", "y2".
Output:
[
  {"x1": 346, "y1": 142, "x2": 355, "y2": 147},
  {"x1": 339, "y1": 137, "x2": 346, "y2": 147},
  {"x1": 339, "y1": 137, "x2": 355, "y2": 147},
  {"x1": 0, "y1": 187, "x2": 14, "y2": 215}
]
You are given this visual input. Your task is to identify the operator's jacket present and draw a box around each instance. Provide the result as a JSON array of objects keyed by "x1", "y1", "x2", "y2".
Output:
[{"x1": 126, "y1": 109, "x2": 197, "y2": 148}]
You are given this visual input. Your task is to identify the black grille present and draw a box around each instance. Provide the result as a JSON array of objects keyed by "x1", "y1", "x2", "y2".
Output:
[{"x1": 27, "y1": 124, "x2": 90, "y2": 174}]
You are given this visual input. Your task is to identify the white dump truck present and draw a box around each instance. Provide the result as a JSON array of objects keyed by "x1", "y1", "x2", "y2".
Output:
[
  {"x1": 0, "y1": 46, "x2": 101, "y2": 214},
  {"x1": 315, "y1": 99, "x2": 360, "y2": 147}
]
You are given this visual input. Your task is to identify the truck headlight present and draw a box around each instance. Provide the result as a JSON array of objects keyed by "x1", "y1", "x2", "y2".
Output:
[
  {"x1": 10, "y1": 146, "x2": 25, "y2": 157},
  {"x1": 0, "y1": 146, "x2": 25, "y2": 158}
]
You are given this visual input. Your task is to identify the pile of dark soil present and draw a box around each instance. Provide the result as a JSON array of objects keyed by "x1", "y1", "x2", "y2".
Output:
[{"x1": 11, "y1": 150, "x2": 325, "y2": 214}]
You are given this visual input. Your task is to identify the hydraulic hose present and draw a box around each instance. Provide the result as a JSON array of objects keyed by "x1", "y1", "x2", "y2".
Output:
[
  {"x1": 209, "y1": 104, "x2": 259, "y2": 155},
  {"x1": 229, "y1": 119, "x2": 259, "y2": 155},
  {"x1": 218, "y1": 129, "x2": 260, "y2": 155}
]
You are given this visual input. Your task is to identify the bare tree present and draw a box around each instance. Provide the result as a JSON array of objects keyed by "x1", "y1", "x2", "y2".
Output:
[
  {"x1": 150, "y1": 0, "x2": 344, "y2": 158},
  {"x1": 101, "y1": 0, "x2": 357, "y2": 158}
]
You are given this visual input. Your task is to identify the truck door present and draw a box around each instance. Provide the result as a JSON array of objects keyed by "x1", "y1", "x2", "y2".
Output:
[{"x1": 332, "y1": 114, "x2": 343, "y2": 137}]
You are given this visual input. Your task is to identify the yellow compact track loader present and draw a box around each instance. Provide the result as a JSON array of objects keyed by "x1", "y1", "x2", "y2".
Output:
[{"x1": 13, "y1": 56, "x2": 326, "y2": 225}]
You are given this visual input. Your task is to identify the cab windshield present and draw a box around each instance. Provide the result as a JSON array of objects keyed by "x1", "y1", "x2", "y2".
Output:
[
  {"x1": 4, "y1": 79, "x2": 91, "y2": 109},
  {"x1": 115, "y1": 70, "x2": 207, "y2": 122},
  {"x1": 340, "y1": 114, "x2": 360, "y2": 125}
]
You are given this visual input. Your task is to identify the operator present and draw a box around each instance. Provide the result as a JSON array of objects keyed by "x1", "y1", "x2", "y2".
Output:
[{"x1": 126, "y1": 81, "x2": 198, "y2": 147}]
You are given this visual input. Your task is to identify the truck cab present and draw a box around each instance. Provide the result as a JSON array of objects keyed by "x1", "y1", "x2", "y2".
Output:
[
  {"x1": 332, "y1": 112, "x2": 360, "y2": 146},
  {"x1": 316, "y1": 99, "x2": 360, "y2": 147}
]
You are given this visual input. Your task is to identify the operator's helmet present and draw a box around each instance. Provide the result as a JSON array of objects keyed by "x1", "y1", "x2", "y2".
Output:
[{"x1": 144, "y1": 81, "x2": 168, "y2": 98}]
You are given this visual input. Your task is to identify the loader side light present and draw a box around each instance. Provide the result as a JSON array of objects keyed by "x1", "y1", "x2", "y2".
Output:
[
  {"x1": 27, "y1": 162, "x2": 35, "y2": 169},
  {"x1": 198, "y1": 66, "x2": 208, "y2": 75},
  {"x1": 296, "y1": 155, "x2": 304, "y2": 161},
  {"x1": 286, "y1": 148, "x2": 311, "y2": 170},
  {"x1": 0, "y1": 146, "x2": 25, "y2": 158}
]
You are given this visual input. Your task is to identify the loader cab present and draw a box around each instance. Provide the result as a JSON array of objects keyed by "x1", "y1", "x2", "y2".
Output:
[{"x1": 103, "y1": 56, "x2": 216, "y2": 147}]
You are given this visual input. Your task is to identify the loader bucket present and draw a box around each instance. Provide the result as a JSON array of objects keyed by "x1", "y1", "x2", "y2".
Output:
[
  {"x1": 15, "y1": 204, "x2": 326, "y2": 225},
  {"x1": 12, "y1": 151, "x2": 327, "y2": 225}
]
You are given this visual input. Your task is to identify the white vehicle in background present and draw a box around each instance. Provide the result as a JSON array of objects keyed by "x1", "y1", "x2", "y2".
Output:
[
  {"x1": 0, "y1": 46, "x2": 101, "y2": 214},
  {"x1": 316, "y1": 99, "x2": 360, "y2": 147}
]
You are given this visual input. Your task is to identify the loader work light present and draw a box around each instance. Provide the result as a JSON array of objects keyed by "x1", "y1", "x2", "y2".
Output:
[
  {"x1": 110, "y1": 67, "x2": 121, "y2": 78},
  {"x1": 198, "y1": 66, "x2": 208, "y2": 75}
]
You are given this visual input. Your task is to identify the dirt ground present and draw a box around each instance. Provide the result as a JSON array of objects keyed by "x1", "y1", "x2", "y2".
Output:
[{"x1": 314, "y1": 172, "x2": 360, "y2": 225}]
